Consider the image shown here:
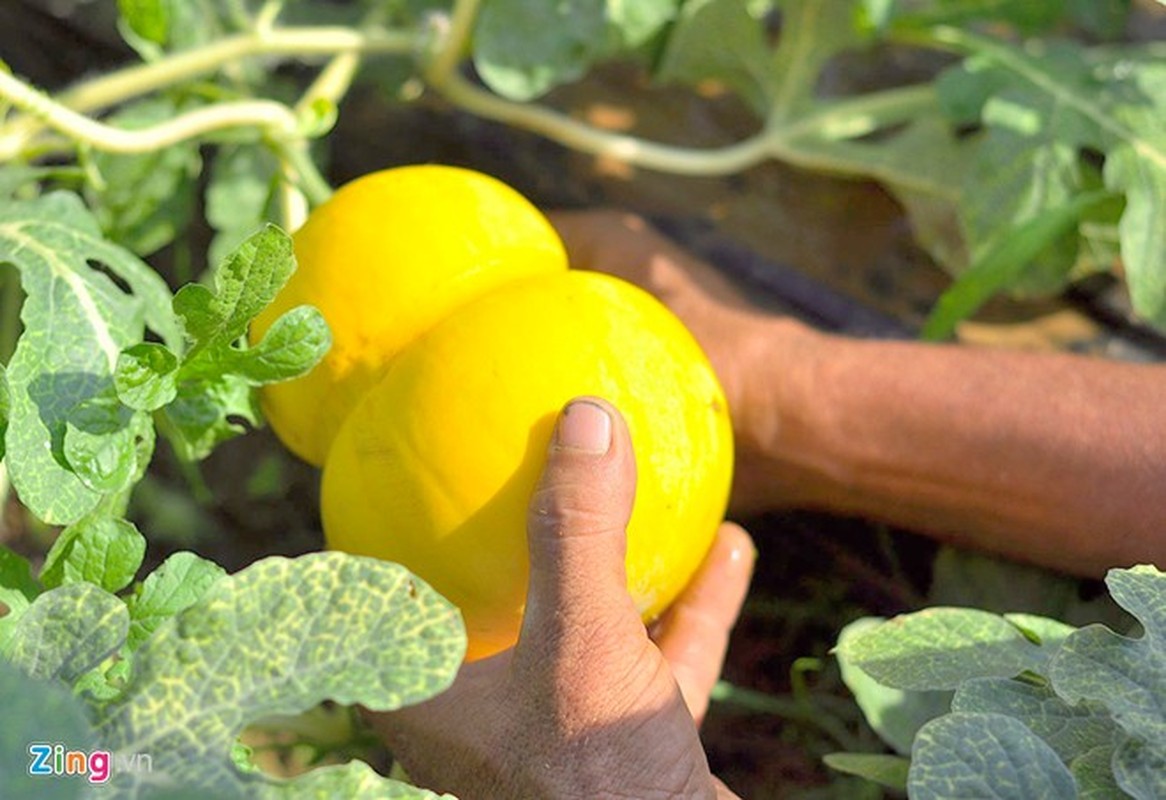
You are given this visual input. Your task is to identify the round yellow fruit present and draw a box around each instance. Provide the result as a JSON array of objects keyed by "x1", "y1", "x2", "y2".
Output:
[
  {"x1": 321, "y1": 271, "x2": 734, "y2": 661},
  {"x1": 250, "y1": 164, "x2": 567, "y2": 466}
]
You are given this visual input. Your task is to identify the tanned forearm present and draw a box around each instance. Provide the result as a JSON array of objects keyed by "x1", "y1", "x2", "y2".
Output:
[{"x1": 756, "y1": 323, "x2": 1166, "y2": 577}]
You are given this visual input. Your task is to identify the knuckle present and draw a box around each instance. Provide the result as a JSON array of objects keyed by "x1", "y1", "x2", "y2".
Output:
[{"x1": 527, "y1": 481, "x2": 623, "y2": 539}]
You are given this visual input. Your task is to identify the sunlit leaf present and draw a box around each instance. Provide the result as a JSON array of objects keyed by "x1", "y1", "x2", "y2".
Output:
[
  {"x1": 909, "y1": 712, "x2": 1077, "y2": 799},
  {"x1": 0, "y1": 193, "x2": 179, "y2": 524},
  {"x1": 474, "y1": 0, "x2": 608, "y2": 100},
  {"x1": 96, "y1": 552, "x2": 464, "y2": 796},
  {"x1": 40, "y1": 516, "x2": 147, "y2": 594},
  {"x1": 6, "y1": 583, "x2": 128, "y2": 684}
]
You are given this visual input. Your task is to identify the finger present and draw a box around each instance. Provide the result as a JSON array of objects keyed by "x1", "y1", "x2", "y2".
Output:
[
  {"x1": 518, "y1": 397, "x2": 643, "y2": 658},
  {"x1": 651, "y1": 523, "x2": 755, "y2": 724}
]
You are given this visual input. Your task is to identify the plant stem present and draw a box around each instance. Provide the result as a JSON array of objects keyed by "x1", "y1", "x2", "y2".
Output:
[
  {"x1": 278, "y1": 174, "x2": 310, "y2": 233},
  {"x1": 69, "y1": 28, "x2": 413, "y2": 113},
  {"x1": 710, "y1": 680, "x2": 866, "y2": 752},
  {"x1": 297, "y1": 52, "x2": 361, "y2": 116},
  {"x1": 254, "y1": 0, "x2": 286, "y2": 33},
  {"x1": 424, "y1": 0, "x2": 483, "y2": 83},
  {"x1": 273, "y1": 140, "x2": 333, "y2": 207},
  {"x1": 435, "y1": 70, "x2": 775, "y2": 174},
  {"x1": 0, "y1": 26, "x2": 416, "y2": 158},
  {"x1": 432, "y1": 70, "x2": 936, "y2": 178},
  {"x1": 0, "y1": 70, "x2": 299, "y2": 157}
]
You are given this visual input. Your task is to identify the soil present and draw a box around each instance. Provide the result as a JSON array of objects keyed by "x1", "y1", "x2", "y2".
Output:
[{"x1": 2, "y1": 3, "x2": 1158, "y2": 798}]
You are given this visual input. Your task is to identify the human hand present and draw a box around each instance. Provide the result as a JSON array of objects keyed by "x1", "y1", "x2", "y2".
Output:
[
  {"x1": 550, "y1": 209, "x2": 822, "y2": 514},
  {"x1": 370, "y1": 398, "x2": 753, "y2": 799}
]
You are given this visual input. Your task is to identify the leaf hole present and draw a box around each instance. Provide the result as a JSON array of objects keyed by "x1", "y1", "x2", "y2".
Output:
[
  {"x1": 87, "y1": 258, "x2": 134, "y2": 296},
  {"x1": 0, "y1": 263, "x2": 25, "y2": 362},
  {"x1": 225, "y1": 414, "x2": 255, "y2": 432},
  {"x1": 238, "y1": 703, "x2": 384, "y2": 780}
]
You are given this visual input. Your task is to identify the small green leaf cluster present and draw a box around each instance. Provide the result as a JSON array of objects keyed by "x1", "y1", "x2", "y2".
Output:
[
  {"x1": 831, "y1": 565, "x2": 1166, "y2": 799},
  {"x1": 0, "y1": 196, "x2": 328, "y2": 526},
  {"x1": 0, "y1": 549, "x2": 465, "y2": 798}
]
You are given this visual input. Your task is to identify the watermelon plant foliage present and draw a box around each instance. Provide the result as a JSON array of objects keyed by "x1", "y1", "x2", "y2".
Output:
[
  {"x1": 832, "y1": 565, "x2": 1166, "y2": 799},
  {"x1": 1, "y1": 550, "x2": 464, "y2": 799}
]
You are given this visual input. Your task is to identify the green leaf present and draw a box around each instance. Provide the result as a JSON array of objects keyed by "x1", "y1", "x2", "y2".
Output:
[
  {"x1": 654, "y1": 0, "x2": 774, "y2": 115},
  {"x1": 221, "y1": 304, "x2": 330, "y2": 384},
  {"x1": 124, "y1": 551, "x2": 226, "y2": 651},
  {"x1": 74, "y1": 644, "x2": 133, "y2": 703},
  {"x1": 265, "y1": 760, "x2": 453, "y2": 798},
  {"x1": 909, "y1": 712, "x2": 1078, "y2": 799},
  {"x1": 922, "y1": 190, "x2": 1112, "y2": 340},
  {"x1": 0, "y1": 660, "x2": 98, "y2": 800},
  {"x1": 161, "y1": 225, "x2": 316, "y2": 460},
  {"x1": 40, "y1": 516, "x2": 146, "y2": 594},
  {"x1": 95, "y1": 552, "x2": 465, "y2": 795},
  {"x1": 175, "y1": 225, "x2": 295, "y2": 360},
  {"x1": 767, "y1": 0, "x2": 866, "y2": 119},
  {"x1": 6, "y1": 583, "x2": 128, "y2": 684},
  {"x1": 835, "y1": 617, "x2": 951, "y2": 754},
  {"x1": 85, "y1": 97, "x2": 201, "y2": 256},
  {"x1": 951, "y1": 678, "x2": 1119, "y2": 763},
  {"x1": 0, "y1": 545, "x2": 39, "y2": 606},
  {"x1": 1113, "y1": 736, "x2": 1166, "y2": 800},
  {"x1": 0, "y1": 165, "x2": 57, "y2": 200},
  {"x1": 298, "y1": 96, "x2": 339, "y2": 139},
  {"x1": 1049, "y1": 566, "x2": 1166, "y2": 748},
  {"x1": 1067, "y1": 0, "x2": 1132, "y2": 39},
  {"x1": 0, "y1": 545, "x2": 40, "y2": 650},
  {"x1": 811, "y1": 113, "x2": 971, "y2": 275},
  {"x1": 117, "y1": 0, "x2": 171, "y2": 45},
  {"x1": 822, "y1": 752, "x2": 910, "y2": 792},
  {"x1": 1070, "y1": 745, "x2": 1126, "y2": 800},
  {"x1": 938, "y1": 45, "x2": 1108, "y2": 295},
  {"x1": 117, "y1": 0, "x2": 244, "y2": 55},
  {"x1": 165, "y1": 0, "x2": 238, "y2": 52},
  {"x1": 474, "y1": 0, "x2": 608, "y2": 101},
  {"x1": 0, "y1": 192, "x2": 179, "y2": 524},
  {"x1": 1002, "y1": 613, "x2": 1076, "y2": 648},
  {"x1": 61, "y1": 391, "x2": 153, "y2": 495},
  {"x1": 934, "y1": 35, "x2": 1166, "y2": 325},
  {"x1": 605, "y1": 0, "x2": 678, "y2": 51},
  {"x1": 857, "y1": 0, "x2": 894, "y2": 32},
  {"x1": 834, "y1": 607, "x2": 1048, "y2": 691},
  {"x1": 928, "y1": 547, "x2": 1130, "y2": 632},
  {"x1": 161, "y1": 374, "x2": 259, "y2": 461},
  {"x1": 1104, "y1": 61, "x2": 1166, "y2": 326},
  {"x1": 874, "y1": 0, "x2": 1077, "y2": 37},
  {"x1": 115, "y1": 342, "x2": 179, "y2": 411}
]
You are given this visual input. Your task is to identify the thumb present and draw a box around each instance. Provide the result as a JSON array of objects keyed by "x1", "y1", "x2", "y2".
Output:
[{"x1": 519, "y1": 397, "x2": 641, "y2": 655}]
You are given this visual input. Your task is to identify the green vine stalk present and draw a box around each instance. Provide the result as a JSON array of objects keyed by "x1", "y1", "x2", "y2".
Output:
[{"x1": 0, "y1": 0, "x2": 946, "y2": 194}]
